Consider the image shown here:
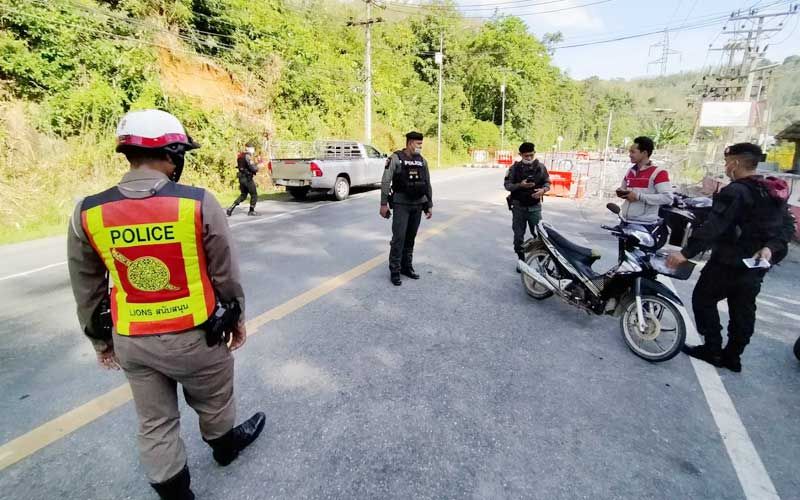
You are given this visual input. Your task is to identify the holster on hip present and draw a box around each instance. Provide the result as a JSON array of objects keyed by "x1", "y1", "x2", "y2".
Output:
[
  {"x1": 86, "y1": 294, "x2": 113, "y2": 342},
  {"x1": 203, "y1": 300, "x2": 242, "y2": 347}
]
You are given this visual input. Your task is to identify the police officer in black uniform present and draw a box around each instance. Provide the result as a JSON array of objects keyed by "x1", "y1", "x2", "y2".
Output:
[
  {"x1": 667, "y1": 143, "x2": 795, "y2": 372},
  {"x1": 380, "y1": 131, "x2": 433, "y2": 286},
  {"x1": 505, "y1": 142, "x2": 550, "y2": 270},
  {"x1": 227, "y1": 141, "x2": 260, "y2": 216}
]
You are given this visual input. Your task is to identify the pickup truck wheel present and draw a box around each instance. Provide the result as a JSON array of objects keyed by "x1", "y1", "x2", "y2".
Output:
[
  {"x1": 288, "y1": 186, "x2": 310, "y2": 200},
  {"x1": 334, "y1": 176, "x2": 350, "y2": 201}
]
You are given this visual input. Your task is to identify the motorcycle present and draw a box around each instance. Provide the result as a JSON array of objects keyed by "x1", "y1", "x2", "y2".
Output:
[
  {"x1": 659, "y1": 193, "x2": 713, "y2": 248},
  {"x1": 518, "y1": 203, "x2": 695, "y2": 362},
  {"x1": 794, "y1": 336, "x2": 800, "y2": 361}
]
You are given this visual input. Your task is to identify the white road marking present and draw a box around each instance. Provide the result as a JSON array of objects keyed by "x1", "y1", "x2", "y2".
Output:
[
  {"x1": 760, "y1": 294, "x2": 800, "y2": 306},
  {"x1": 661, "y1": 277, "x2": 780, "y2": 500},
  {"x1": 0, "y1": 261, "x2": 67, "y2": 282},
  {"x1": 755, "y1": 298, "x2": 781, "y2": 308},
  {"x1": 777, "y1": 311, "x2": 800, "y2": 321}
]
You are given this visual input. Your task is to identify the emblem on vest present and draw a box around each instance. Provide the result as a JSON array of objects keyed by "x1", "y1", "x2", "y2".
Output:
[{"x1": 111, "y1": 248, "x2": 180, "y2": 292}]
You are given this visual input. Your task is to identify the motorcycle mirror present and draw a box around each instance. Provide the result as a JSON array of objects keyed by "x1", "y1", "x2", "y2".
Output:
[{"x1": 606, "y1": 203, "x2": 621, "y2": 215}]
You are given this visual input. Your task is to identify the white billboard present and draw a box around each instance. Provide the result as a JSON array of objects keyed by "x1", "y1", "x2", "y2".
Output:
[{"x1": 699, "y1": 101, "x2": 753, "y2": 127}]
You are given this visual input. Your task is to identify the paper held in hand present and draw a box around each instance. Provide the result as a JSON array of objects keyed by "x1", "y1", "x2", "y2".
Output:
[{"x1": 742, "y1": 258, "x2": 771, "y2": 269}]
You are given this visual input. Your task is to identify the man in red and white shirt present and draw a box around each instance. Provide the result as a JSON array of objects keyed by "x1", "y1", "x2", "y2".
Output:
[{"x1": 616, "y1": 136, "x2": 673, "y2": 221}]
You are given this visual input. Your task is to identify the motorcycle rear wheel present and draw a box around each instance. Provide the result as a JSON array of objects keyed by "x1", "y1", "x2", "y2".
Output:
[
  {"x1": 521, "y1": 242, "x2": 554, "y2": 300},
  {"x1": 620, "y1": 294, "x2": 685, "y2": 362}
]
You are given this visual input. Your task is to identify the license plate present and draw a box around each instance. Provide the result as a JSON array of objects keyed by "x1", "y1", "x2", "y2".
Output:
[{"x1": 283, "y1": 180, "x2": 307, "y2": 187}]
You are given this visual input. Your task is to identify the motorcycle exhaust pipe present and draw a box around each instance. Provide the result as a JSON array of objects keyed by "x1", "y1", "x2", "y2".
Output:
[{"x1": 518, "y1": 260, "x2": 556, "y2": 292}]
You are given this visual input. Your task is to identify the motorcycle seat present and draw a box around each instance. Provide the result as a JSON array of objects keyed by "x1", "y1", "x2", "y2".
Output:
[{"x1": 546, "y1": 226, "x2": 601, "y2": 265}]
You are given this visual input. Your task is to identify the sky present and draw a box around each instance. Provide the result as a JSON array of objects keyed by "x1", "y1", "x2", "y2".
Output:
[{"x1": 445, "y1": 0, "x2": 800, "y2": 80}]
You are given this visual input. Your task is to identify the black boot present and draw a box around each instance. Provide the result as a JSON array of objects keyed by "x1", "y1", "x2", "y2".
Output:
[
  {"x1": 248, "y1": 208, "x2": 259, "y2": 216},
  {"x1": 400, "y1": 266, "x2": 420, "y2": 279},
  {"x1": 682, "y1": 343, "x2": 722, "y2": 367},
  {"x1": 390, "y1": 272, "x2": 402, "y2": 286},
  {"x1": 205, "y1": 412, "x2": 266, "y2": 466},
  {"x1": 226, "y1": 205, "x2": 236, "y2": 217},
  {"x1": 721, "y1": 345, "x2": 742, "y2": 373},
  {"x1": 150, "y1": 465, "x2": 194, "y2": 500}
]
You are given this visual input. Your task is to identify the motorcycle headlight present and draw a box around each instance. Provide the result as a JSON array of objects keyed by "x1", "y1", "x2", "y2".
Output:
[
  {"x1": 618, "y1": 251, "x2": 643, "y2": 273},
  {"x1": 629, "y1": 229, "x2": 655, "y2": 248}
]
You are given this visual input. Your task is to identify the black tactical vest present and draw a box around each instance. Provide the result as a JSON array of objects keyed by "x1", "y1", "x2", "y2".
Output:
[
  {"x1": 392, "y1": 151, "x2": 428, "y2": 198},
  {"x1": 237, "y1": 153, "x2": 254, "y2": 177},
  {"x1": 509, "y1": 160, "x2": 546, "y2": 207}
]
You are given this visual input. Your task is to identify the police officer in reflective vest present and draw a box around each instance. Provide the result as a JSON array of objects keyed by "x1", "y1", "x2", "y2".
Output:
[
  {"x1": 67, "y1": 110, "x2": 265, "y2": 499},
  {"x1": 667, "y1": 143, "x2": 796, "y2": 372},
  {"x1": 380, "y1": 131, "x2": 433, "y2": 286},
  {"x1": 226, "y1": 141, "x2": 260, "y2": 217},
  {"x1": 505, "y1": 142, "x2": 550, "y2": 270}
]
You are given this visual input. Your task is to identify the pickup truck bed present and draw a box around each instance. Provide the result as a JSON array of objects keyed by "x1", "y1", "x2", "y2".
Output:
[{"x1": 271, "y1": 141, "x2": 387, "y2": 200}]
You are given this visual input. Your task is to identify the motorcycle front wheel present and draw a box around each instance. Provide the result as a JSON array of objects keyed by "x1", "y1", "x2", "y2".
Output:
[
  {"x1": 620, "y1": 294, "x2": 685, "y2": 362},
  {"x1": 521, "y1": 242, "x2": 555, "y2": 300}
]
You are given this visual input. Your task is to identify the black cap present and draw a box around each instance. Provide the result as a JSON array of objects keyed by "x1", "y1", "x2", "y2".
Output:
[
  {"x1": 519, "y1": 142, "x2": 535, "y2": 154},
  {"x1": 724, "y1": 142, "x2": 762, "y2": 157},
  {"x1": 406, "y1": 131, "x2": 423, "y2": 141}
]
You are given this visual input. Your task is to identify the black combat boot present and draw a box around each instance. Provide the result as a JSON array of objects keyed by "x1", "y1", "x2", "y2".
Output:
[
  {"x1": 390, "y1": 272, "x2": 402, "y2": 286},
  {"x1": 226, "y1": 204, "x2": 237, "y2": 217},
  {"x1": 205, "y1": 412, "x2": 266, "y2": 466},
  {"x1": 682, "y1": 343, "x2": 723, "y2": 367},
  {"x1": 247, "y1": 209, "x2": 259, "y2": 216},
  {"x1": 150, "y1": 465, "x2": 195, "y2": 500},
  {"x1": 400, "y1": 266, "x2": 420, "y2": 279},
  {"x1": 720, "y1": 345, "x2": 743, "y2": 373}
]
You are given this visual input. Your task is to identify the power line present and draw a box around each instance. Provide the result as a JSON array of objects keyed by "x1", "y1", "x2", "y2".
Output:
[
  {"x1": 552, "y1": 17, "x2": 730, "y2": 49},
  {"x1": 549, "y1": 1, "x2": 794, "y2": 49},
  {"x1": 380, "y1": 0, "x2": 571, "y2": 12},
  {"x1": 672, "y1": 0, "x2": 699, "y2": 41},
  {"x1": 377, "y1": 0, "x2": 613, "y2": 19}
]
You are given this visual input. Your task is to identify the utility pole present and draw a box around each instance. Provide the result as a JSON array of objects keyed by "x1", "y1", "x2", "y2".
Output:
[
  {"x1": 648, "y1": 29, "x2": 680, "y2": 75},
  {"x1": 697, "y1": 4, "x2": 797, "y2": 144},
  {"x1": 436, "y1": 32, "x2": 444, "y2": 169},
  {"x1": 347, "y1": 1, "x2": 383, "y2": 145},
  {"x1": 500, "y1": 77, "x2": 506, "y2": 152},
  {"x1": 600, "y1": 109, "x2": 613, "y2": 194}
]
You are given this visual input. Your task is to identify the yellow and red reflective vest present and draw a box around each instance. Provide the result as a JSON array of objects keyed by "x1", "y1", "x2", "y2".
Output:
[{"x1": 81, "y1": 183, "x2": 216, "y2": 336}]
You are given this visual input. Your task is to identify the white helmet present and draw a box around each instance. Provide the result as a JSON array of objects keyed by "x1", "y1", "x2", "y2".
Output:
[{"x1": 115, "y1": 109, "x2": 199, "y2": 153}]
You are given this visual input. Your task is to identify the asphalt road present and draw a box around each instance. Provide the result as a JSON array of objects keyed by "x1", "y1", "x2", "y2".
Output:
[{"x1": 0, "y1": 168, "x2": 798, "y2": 499}]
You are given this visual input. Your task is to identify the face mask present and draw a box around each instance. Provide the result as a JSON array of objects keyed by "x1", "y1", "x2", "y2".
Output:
[
  {"x1": 246, "y1": 147, "x2": 255, "y2": 155},
  {"x1": 414, "y1": 147, "x2": 422, "y2": 155},
  {"x1": 724, "y1": 159, "x2": 737, "y2": 181},
  {"x1": 522, "y1": 159, "x2": 534, "y2": 165}
]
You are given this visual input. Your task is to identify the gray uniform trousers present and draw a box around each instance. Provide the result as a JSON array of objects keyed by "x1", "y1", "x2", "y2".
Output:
[
  {"x1": 389, "y1": 203, "x2": 423, "y2": 273},
  {"x1": 115, "y1": 328, "x2": 236, "y2": 483},
  {"x1": 512, "y1": 203, "x2": 542, "y2": 254}
]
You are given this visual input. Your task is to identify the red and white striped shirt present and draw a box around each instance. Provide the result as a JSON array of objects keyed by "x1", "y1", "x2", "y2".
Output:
[{"x1": 620, "y1": 163, "x2": 673, "y2": 221}]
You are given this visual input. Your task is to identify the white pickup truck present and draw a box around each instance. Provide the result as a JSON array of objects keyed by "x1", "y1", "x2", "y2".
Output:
[{"x1": 269, "y1": 140, "x2": 388, "y2": 200}]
